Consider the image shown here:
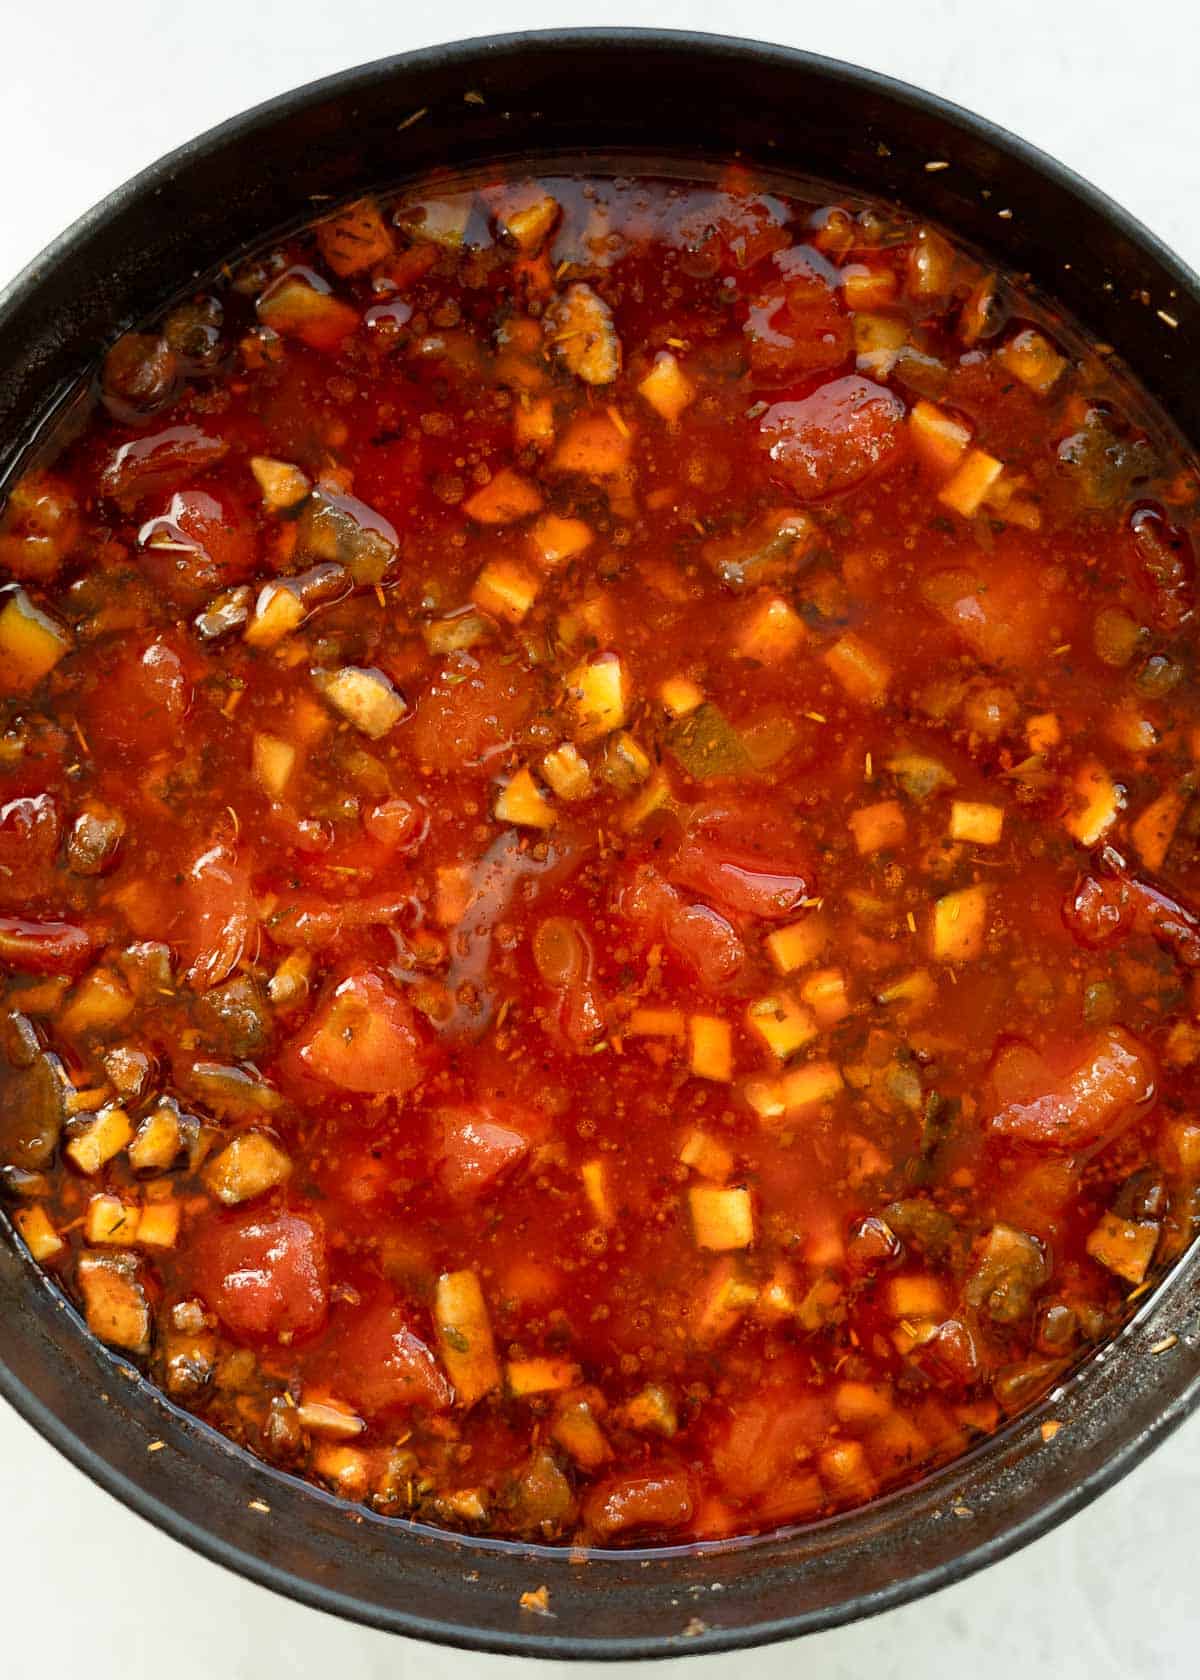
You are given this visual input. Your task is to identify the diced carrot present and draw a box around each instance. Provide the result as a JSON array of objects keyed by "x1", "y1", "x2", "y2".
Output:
[
  {"x1": 435, "y1": 1269, "x2": 500, "y2": 1407},
  {"x1": 824, "y1": 633, "x2": 890, "y2": 702},
  {"x1": 1131, "y1": 788, "x2": 1185, "y2": 871},
  {"x1": 850, "y1": 799, "x2": 907, "y2": 855},
  {"x1": 908, "y1": 399, "x2": 970, "y2": 475},
  {"x1": 938, "y1": 448, "x2": 1004, "y2": 517},
  {"x1": 1063, "y1": 759, "x2": 1123, "y2": 846},
  {"x1": 689, "y1": 1015, "x2": 733, "y2": 1081},
  {"x1": 463, "y1": 468, "x2": 543, "y2": 525},
  {"x1": 932, "y1": 884, "x2": 990, "y2": 962}
]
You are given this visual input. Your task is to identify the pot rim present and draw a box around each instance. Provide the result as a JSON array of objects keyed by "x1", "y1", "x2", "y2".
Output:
[{"x1": 2, "y1": 27, "x2": 1199, "y2": 1659}]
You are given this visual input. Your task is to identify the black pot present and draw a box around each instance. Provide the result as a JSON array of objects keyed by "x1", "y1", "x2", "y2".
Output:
[{"x1": 1, "y1": 29, "x2": 1198, "y2": 1660}]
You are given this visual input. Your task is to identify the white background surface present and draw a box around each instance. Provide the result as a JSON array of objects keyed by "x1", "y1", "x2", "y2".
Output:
[{"x1": 2, "y1": 1, "x2": 1198, "y2": 1674}]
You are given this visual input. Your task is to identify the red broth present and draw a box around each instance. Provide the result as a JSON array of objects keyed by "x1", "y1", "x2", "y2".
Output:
[{"x1": 1, "y1": 166, "x2": 1198, "y2": 1546}]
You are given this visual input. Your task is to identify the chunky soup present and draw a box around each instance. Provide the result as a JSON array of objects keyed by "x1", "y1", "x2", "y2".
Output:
[{"x1": 1, "y1": 166, "x2": 1198, "y2": 1546}]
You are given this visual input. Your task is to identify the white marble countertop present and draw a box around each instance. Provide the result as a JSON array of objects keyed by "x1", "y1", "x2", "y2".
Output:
[{"x1": 2, "y1": 1, "x2": 1198, "y2": 1673}]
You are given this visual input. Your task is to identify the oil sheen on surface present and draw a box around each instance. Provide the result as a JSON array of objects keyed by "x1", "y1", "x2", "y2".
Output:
[{"x1": 1, "y1": 165, "x2": 1199, "y2": 1548}]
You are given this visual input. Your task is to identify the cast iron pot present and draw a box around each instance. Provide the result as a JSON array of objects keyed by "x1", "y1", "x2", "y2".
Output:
[{"x1": 1, "y1": 28, "x2": 1198, "y2": 1661}]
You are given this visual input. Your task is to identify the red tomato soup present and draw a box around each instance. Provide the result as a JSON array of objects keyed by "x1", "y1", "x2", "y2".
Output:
[{"x1": 1, "y1": 167, "x2": 1199, "y2": 1547}]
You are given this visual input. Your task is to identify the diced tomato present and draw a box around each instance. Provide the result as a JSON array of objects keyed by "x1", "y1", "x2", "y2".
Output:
[
  {"x1": 175, "y1": 838, "x2": 257, "y2": 991},
  {"x1": 291, "y1": 969, "x2": 426, "y2": 1095},
  {"x1": 988, "y1": 1026, "x2": 1155, "y2": 1149},
  {"x1": 745, "y1": 247, "x2": 852, "y2": 382},
  {"x1": 709, "y1": 1385, "x2": 829, "y2": 1500},
  {"x1": 618, "y1": 866, "x2": 746, "y2": 987},
  {"x1": 670, "y1": 806, "x2": 814, "y2": 923},
  {"x1": 0, "y1": 793, "x2": 60, "y2": 906},
  {"x1": 760, "y1": 376, "x2": 906, "y2": 500},
  {"x1": 137, "y1": 487, "x2": 257, "y2": 605},
  {"x1": 80, "y1": 634, "x2": 192, "y2": 760},
  {"x1": 322, "y1": 1301, "x2": 452, "y2": 1416},
  {"x1": 362, "y1": 796, "x2": 429, "y2": 854},
  {"x1": 1064, "y1": 866, "x2": 1200, "y2": 968},
  {"x1": 195, "y1": 1210, "x2": 328, "y2": 1341},
  {"x1": 407, "y1": 652, "x2": 533, "y2": 771},
  {"x1": 582, "y1": 1466, "x2": 696, "y2": 1541},
  {"x1": 0, "y1": 914, "x2": 93, "y2": 975},
  {"x1": 437, "y1": 1104, "x2": 531, "y2": 1199},
  {"x1": 920, "y1": 545, "x2": 1073, "y2": 670},
  {"x1": 100, "y1": 423, "x2": 229, "y2": 506}
]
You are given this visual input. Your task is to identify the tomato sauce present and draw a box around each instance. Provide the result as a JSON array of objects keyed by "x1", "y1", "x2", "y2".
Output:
[{"x1": 2, "y1": 166, "x2": 1199, "y2": 1546}]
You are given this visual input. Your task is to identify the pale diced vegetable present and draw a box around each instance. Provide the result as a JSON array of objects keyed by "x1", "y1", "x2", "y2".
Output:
[
  {"x1": 249, "y1": 456, "x2": 311, "y2": 512},
  {"x1": 824, "y1": 633, "x2": 891, "y2": 702},
  {"x1": 0, "y1": 589, "x2": 72, "y2": 694},
  {"x1": 932, "y1": 884, "x2": 990, "y2": 962},
  {"x1": 745, "y1": 994, "x2": 818, "y2": 1061},
  {"x1": 618, "y1": 1383, "x2": 677, "y2": 1436},
  {"x1": 528, "y1": 513, "x2": 593, "y2": 568},
  {"x1": 495, "y1": 767, "x2": 556, "y2": 829},
  {"x1": 637, "y1": 352, "x2": 695, "y2": 422},
  {"x1": 800, "y1": 968, "x2": 851, "y2": 1027},
  {"x1": 244, "y1": 581, "x2": 306, "y2": 648},
  {"x1": 678, "y1": 1128, "x2": 734, "y2": 1182},
  {"x1": 1085, "y1": 1212, "x2": 1158, "y2": 1284},
  {"x1": 540, "y1": 741, "x2": 594, "y2": 801},
  {"x1": 619, "y1": 770, "x2": 674, "y2": 832},
  {"x1": 659, "y1": 676, "x2": 704, "y2": 718},
  {"x1": 253, "y1": 732, "x2": 297, "y2": 798},
  {"x1": 14, "y1": 1205, "x2": 66, "y2": 1264},
  {"x1": 938, "y1": 448, "x2": 1004, "y2": 517},
  {"x1": 127, "y1": 1103, "x2": 183, "y2": 1172},
  {"x1": 998, "y1": 328, "x2": 1068, "y2": 395},
  {"x1": 850, "y1": 799, "x2": 907, "y2": 855},
  {"x1": 552, "y1": 1396, "x2": 612, "y2": 1467},
  {"x1": 853, "y1": 311, "x2": 908, "y2": 377},
  {"x1": 843, "y1": 265, "x2": 897, "y2": 309},
  {"x1": 435, "y1": 1269, "x2": 500, "y2": 1406},
  {"x1": 267, "y1": 950, "x2": 312, "y2": 1008},
  {"x1": 600, "y1": 732, "x2": 651, "y2": 793},
  {"x1": 314, "y1": 665, "x2": 406, "y2": 739},
  {"x1": 257, "y1": 274, "x2": 358, "y2": 350},
  {"x1": 735, "y1": 594, "x2": 807, "y2": 663},
  {"x1": 885, "y1": 1273, "x2": 946, "y2": 1319},
  {"x1": 203, "y1": 1131, "x2": 293, "y2": 1204},
  {"x1": 689, "y1": 1014, "x2": 733, "y2": 1082},
  {"x1": 85, "y1": 1193, "x2": 141, "y2": 1245},
  {"x1": 472, "y1": 558, "x2": 541, "y2": 622},
  {"x1": 1063, "y1": 759, "x2": 1123, "y2": 846},
  {"x1": 422, "y1": 609, "x2": 493, "y2": 655},
  {"x1": 909, "y1": 399, "x2": 970, "y2": 474},
  {"x1": 565, "y1": 652, "x2": 629, "y2": 742},
  {"x1": 296, "y1": 1396, "x2": 367, "y2": 1438},
  {"x1": 313, "y1": 1445, "x2": 370, "y2": 1498},
  {"x1": 59, "y1": 968, "x2": 134, "y2": 1037},
  {"x1": 66, "y1": 1106, "x2": 133, "y2": 1175},
  {"x1": 507, "y1": 1357, "x2": 582, "y2": 1397},
  {"x1": 499, "y1": 194, "x2": 560, "y2": 253},
  {"x1": 692, "y1": 1257, "x2": 758, "y2": 1343},
  {"x1": 745, "y1": 1059, "x2": 844, "y2": 1125},
  {"x1": 949, "y1": 801, "x2": 1004, "y2": 845},
  {"x1": 77, "y1": 1251, "x2": 151, "y2": 1354},
  {"x1": 765, "y1": 915, "x2": 828, "y2": 974},
  {"x1": 547, "y1": 283, "x2": 621, "y2": 384},
  {"x1": 689, "y1": 1184, "x2": 755, "y2": 1251}
]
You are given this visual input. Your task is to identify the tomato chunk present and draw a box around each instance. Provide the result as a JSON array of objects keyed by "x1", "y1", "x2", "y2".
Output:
[
  {"x1": 437, "y1": 1104, "x2": 531, "y2": 1199},
  {"x1": 323, "y1": 1301, "x2": 452, "y2": 1416},
  {"x1": 292, "y1": 970, "x2": 426, "y2": 1095},
  {"x1": 760, "y1": 376, "x2": 905, "y2": 500},
  {"x1": 195, "y1": 1210, "x2": 328, "y2": 1341},
  {"x1": 988, "y1": 1027, "x2": 1155, "y2": 1149}
]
